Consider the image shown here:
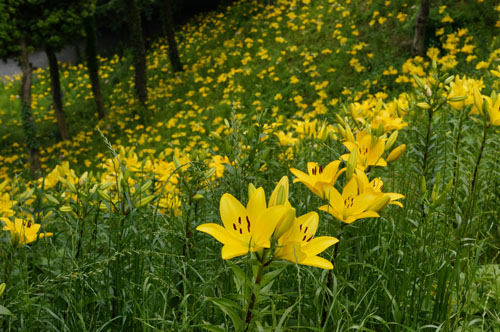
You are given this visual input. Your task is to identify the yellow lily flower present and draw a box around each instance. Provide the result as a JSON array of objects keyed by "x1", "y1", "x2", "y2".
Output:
[
  {"x1": 342, "y1": 131, "x2": 387, "y2": 171},
  {"x1": 275, "y1": 212, "x2": 339, "y2": 269},
  {"x1": 289, "y1": 160, "x2": 344, "y2": 199},
  {"x1": 1, "y1": 217, "x2": 52, "y2": 245},
  {"x1": 319, "y1": 178, "x2": 380, "y2": 224},
  {"x1": 484, "y1": 93, "x2": 500, "y2": 126},
  {"x1": 355, "y1": 170, "x2": 405, "y2": 209},
  {"x1": 0, "y1": 193, "x2": 15, "y2": 216},
  {"x1": 196, "y1": 188, "x2": 287, "y2": 260}
]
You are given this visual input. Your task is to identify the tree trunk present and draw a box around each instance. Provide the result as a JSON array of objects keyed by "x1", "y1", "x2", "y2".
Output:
[
  {"x1": 125, "y1": 0, "x2": 148, "y2": 105},
  {"x1": 45, "y1": 45, "x2": 70, "y2": 141},
  {"x1": 161, "y1": 0, "x2": 183, "y2": 72},
  {"x1": 84, "y1": 15, "x2": 106, "y2": 119},
  {"x1": 411, "y1": 0, "x2": 430, "y2": 57},
  {"x1": 19, "y1": 38, "x2": 41, "y2": 178}
]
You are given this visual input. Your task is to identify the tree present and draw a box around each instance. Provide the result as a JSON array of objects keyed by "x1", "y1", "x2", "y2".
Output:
[
  {"x1": 0, "y1": 0, "x2": 41, "y2": 177},
  {"x1": 411, "y1": 0, "x2": 430, "y2": 57},
  {"x1": 83, "y1": 8, "x2": 106, "y2": 119},
  {"x1": 124, "y1": 0, "x2": 148, "y2": 105},
  {"x1": 33, "y1": 0, "x2": 93, "y2": 141},
  {"x1": 160, "y1": 0, "x2": 183, "y2": 72}
]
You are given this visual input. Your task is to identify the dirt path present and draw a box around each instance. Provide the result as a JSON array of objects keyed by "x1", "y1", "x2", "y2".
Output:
[{"x1": 0, "y1": 45, "x2": 78, "y2": 79}]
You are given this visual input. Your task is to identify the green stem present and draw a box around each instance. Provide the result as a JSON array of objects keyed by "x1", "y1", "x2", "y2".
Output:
[
  {"x1": 244, "y1": 251, "x2": 267, "y2": 331},
  {"x1": 321, "y1": 223, "x2": 346, "y2": 327},
  {"x1": 451, "y1": 108, "x2": 467, "y2": 204},
  {"x1": 467, "y1": 123, "x2": 489, "y2": 221}
]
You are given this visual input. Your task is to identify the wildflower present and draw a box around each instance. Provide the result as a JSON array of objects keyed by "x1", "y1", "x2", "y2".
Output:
[
  {"x1": 289, "y1": 160, "x2": 344, "y2": 199},
  {"x1": 342, "y1": 131, "x2": 387, "y2": 171},
  {"x1": 196, "y1": 188, "x2": 287, "y2": 259},
  {"x1": 209, "y1": 155, "x2": 230, "y2": 178},
  {"x1": 275, "y1": 212, "x2": 338, "y2": 269},
  {"x1": 355, "y1": 170, "x2": 405, "y2": 208},
  {"x1": 319, "y1": 178, "x2": 380, "y2": 224},
  {"x1": 1, "y1": 217, "x2": 53, "y2": 245}
]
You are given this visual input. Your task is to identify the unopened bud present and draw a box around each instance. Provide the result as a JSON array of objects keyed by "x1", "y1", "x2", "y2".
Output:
[
  {"x1": 413, "y1": 75, "x2": 425, "y2": 90},
  {"x1": 269, "y1": 176, "x2": 289, "y2": 207},
  {"x1": 386, "y1": 144, "x2": 406, "y2": 162},
  {"x1": 193, "y1": 193, "x2": 204, "y2": 201},
  {"x1": 473, "y1": 88, "x2": 484, "y2": 116},
  {"x1": 136, "y1": 195, "x2": 156, "y2": 208},
  {"x1": 59, "y1": 205, "x2": 73, "y2": 213},
  {"x1": 417, "y1": 102, "x2": 431, "y2": 110},
  {"x1": 44, "y1": 193, "x2": 60, "y2": 205},
  {"x1": 0, "y1": 283, "x2": 5, "y2": 296},
  {"x1": 274, "y1": 208, "x2": 296, "y2": 240},
  {"x1": 345, "y1": 123, "x2": 355, "y2": 142},
  {"x1": 386, "y1": 130, "x2": 399, "y2": 151},
  {"x1": 346, "y1": 149, "x2": 358, "y2": 180}
]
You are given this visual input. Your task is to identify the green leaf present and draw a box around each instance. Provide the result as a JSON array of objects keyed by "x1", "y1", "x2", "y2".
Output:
[
  {"x1": 0, "y1": 305, "x2": 12, "y2": 316},
  {"x1": 208, "y1": 298, "x2": 242, "y2": 331}
]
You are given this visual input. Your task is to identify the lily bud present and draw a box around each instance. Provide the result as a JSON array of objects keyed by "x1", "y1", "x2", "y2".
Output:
[
  {"x1": 336, "y1": 124, "x2": 346, "y2": 139},
  {"x1": 386, "y1": 144, "x2": 406, "y2": 162},
  {"x1": 59, "y1": 205, "x2": 73, "y2": 213},
  {"x1": 420, "y1": 176, "x2": 427, "y2": 194},
  {"x1": 193, "y1": 193, "x2": 204, "y2": 201},
  {"x1": 444, "y1": 75, "x2": 455, "y2": 85},
  {"x1": 136, "y1": 195, "x2": 156, "y2": 208},
  {"x1": 413, "y1": 75, "x2": 425, "y2": 90},
  {"x1": 335, "y1": 114, "x2": 346, "y2": 127},
  {"x1": 417, "y1": 102, "x2": 431, "y2": 110},
  {"x1": 269, "y1": 176, "x2": 289, "y2": 207},
  {"x1": 386, "y1": 130, "x2": 399, "y2": 151},
  {"x1": 0, "y1": 283, "x2": 5, "y2": 296},
  {"x1": 97, "y1": 189, "x2": 111, "y2": 202},
  {"x1": 79, "y1": 171, "x2": 88, "y2": 186},
  {"x1": 346, "y1": 149, "x2": 358, "y2": 180},
  {"x1": 44, "y1": 193, "x2": 60, "y2": 205},
  {"x1": 473, "y1": 88, "x2": 484, "y2": 116},
  {"x1": 345, "y1": 123, "x2": 355, "y2": 142},
  {"x1": 140, "y1": 180, "x2": 152, "y2": 194},
  {"x1": 274, "y1": 208, "x2": 296, "y2": 240}
]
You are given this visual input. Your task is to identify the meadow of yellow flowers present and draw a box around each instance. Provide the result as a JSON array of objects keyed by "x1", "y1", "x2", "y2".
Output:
[{"x1": 0, "y1": 0, "x2": 499, "y2": 330}]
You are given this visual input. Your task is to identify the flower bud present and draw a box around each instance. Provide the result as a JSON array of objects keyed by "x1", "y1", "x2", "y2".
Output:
[
  {"x1": 274, "y1": 208, "x2": 296, "y2": 240},
  {"x1": 59, "y1": 205, "x2": 73, "y2": 213},
  {"x1": 386, "y1": 130, "x2": 399, "y2": 151},
  {"x1": 345, "y1": 123, "x2": 355, "y2": 142},
  {"x1": 0, "y1": 283, "x2": 5, "y2": 296},
  {"x1": 136, "y1": 195, "x2": 156, "y2": 208},
  {"x1": 417, "y1": 102, "x2": 431, "y2": 110},
  {"x1": 269, "y1": 176, "x2": 289, "y2": 207},
  {"x1": 386, "y1": 144, "x2": 406, "y2": 162},
  {"x1": 473, "y1": 88, "x2": 484, "y2": 116},
  {"x1": 346, "y1": 149, "x2": 358, "y2": 180}
]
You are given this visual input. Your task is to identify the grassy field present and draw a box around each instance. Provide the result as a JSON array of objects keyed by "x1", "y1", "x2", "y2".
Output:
[{"x1": 1, "y1": 0, "x2": 500, "y2": 330}]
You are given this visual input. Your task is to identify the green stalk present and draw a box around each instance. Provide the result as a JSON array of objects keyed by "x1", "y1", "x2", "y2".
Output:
[
  {"x1": 466, "y1": 122, "x2": 489, "y2": 222},
  {"x1": 244, "y1": 250, "x2": 268, "y2": 331}
]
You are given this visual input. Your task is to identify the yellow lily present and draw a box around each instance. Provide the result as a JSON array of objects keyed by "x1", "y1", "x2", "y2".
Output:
[
  {"x1": 484, "y1": 92, "x2": 500, "y2": 126},
  {"x1": 319, "y1": 178, "x2": 380, "y2": 224},
  {"x1": 275, "y1": 212, "x2": 339, "y2": 269},
  {"x1": 289, "y1": 160, "x2": 344, "y2": 199},
  {"x1": 1, "y1": 217, "x2": 52, "y2": 245},
  {"x1": 196, "y1": 188, "x2": 287, "y2": 259},
  {"x1": 342, "y1": 131, "x2": 387, "y2": 171},
  {"x1": 355, "y1": 170, "x2": 405, "y2": 209},
  {"x1": 0, "y1": 193, "x2": 15, "y2": 216}
]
